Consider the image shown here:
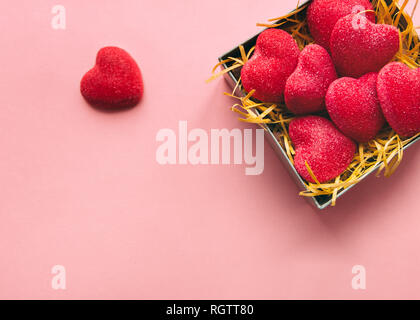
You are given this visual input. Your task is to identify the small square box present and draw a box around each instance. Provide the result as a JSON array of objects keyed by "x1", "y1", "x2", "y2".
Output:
[{"x1": 218, "y1": 0, "x2": 420, "y2": 209}]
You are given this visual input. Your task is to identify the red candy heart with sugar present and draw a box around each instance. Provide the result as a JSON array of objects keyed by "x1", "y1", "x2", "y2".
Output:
[
  {"x1": 326, "y1": 72, "x2": 385, "y2": 142},
  {"x1": 241, "y1": 29, "x2": 300, "y2": 103},
  {"x1": 330, "y1": 14, "x2": 400, "y2": 78},
  {"x1": 289, "y1": 115, "x2": 356, "y2": 183},
  {"x1": 377, "y1": 62, "x2": 420, "y2": 137},
  {"x1": 81, "y1": 46, "x2": 144, "y2": 109},
  {"x1": 285, "y1": 44, "x2": 337, "y2": 115},
  {"x1": 307, "y1": 0, "x2": 375, "y2": 51}
]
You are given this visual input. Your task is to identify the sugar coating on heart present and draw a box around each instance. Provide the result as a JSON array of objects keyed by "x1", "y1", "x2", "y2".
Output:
[
  {"x1": 241, "y1": 29, "x2": 300, "y2": 103},
  {"x1": 307, "y1": 0, "x2": 375, "y2": 51},
  {"x1": 326, "y1": 73, "x2": 385, "y2": 142},
  {"x1": 289, "y1": 116, "x2": 356, "y2": 183},
  {"x1": 81, "y1": 46, "x2": 143, "y2": 109},
  {"x1": 284, "y1": 44, "x2": 337, "y2": 115},
  {"x1": 377, "y1": 62, "x2": 420, "y2": 137},
  {"x1": 330, "y1": 14, "x2": 399, "y2": 78}
]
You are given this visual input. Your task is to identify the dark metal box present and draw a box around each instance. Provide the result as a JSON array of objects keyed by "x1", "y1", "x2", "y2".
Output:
[{"x1": 218, "y1": 0, "x2": 420, "y2": 209}]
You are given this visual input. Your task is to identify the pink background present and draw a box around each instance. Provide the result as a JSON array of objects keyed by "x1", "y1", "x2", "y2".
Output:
[{"x1": 0, "y1": 0, "x2": 419, "y2": 299}]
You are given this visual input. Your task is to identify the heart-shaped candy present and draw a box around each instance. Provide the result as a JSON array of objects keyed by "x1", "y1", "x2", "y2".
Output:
[
  {"x1": 330, "y1": 14, "x2": 399, "y2": 78},
  {"x1": 307, "y1": 0, "x2": 375, "y2": 51},
  {"x1": 377, "y1": 62, "x2": 420, "y2": 137},
  {"x1": 285, "y1": 44, "x2": 337, "y2": 115},
  {"x1": 81, "y1": 46, "x2": 144, "y2": 109},
  {"x1": 241, "y1": 29, "x2": 300, "y2": 103},
  {"x1": 289, "y1": 115, "x2": 356, "y2": 183},
  {"x1": 326, "y1": 72, "x2": 385, "y2": 142}
]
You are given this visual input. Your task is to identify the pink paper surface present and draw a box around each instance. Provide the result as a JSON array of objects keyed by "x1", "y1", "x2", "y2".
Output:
[{"x1": 0, "y1": 0, "x2": 419, "y2": 299}]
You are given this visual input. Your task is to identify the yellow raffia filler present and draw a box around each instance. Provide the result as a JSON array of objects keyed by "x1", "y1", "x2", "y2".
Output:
[{"x1": 207, "y1": 0, "x2": 420, "y2": 206}]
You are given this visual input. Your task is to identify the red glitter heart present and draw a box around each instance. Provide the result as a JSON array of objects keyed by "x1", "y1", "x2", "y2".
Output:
[
  {"x1": 241, "y1": 29, "x2": 300, "y2": 103},
  {"x1": 289, "y1": 116, "x2": 356, "y2": 183},
  {"x1": 285, "y1": 44, "x2": 337, "y2": 115},
  {"x1": 330, "y1": 14, "x2": 399, "y2": 78},
  {"x1": 326, "y1": 72, "x2": 385, "y2": 142},
  {"x1": 307, "y1": 0, "x2": 375, "y2": 51},
  {"x1": 81, "y1": 46, "x2": 143, "y2": 110},
  {"x1": 377, "y1": 62, "x2": 420, "y2": 138}
]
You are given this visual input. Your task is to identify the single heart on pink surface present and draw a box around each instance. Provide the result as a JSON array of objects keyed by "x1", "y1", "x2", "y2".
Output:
[
  {"x1": 326, "y1": 72, "x2": 385, "y2": 142},
  {"x1": 330, "y1": 14, "x2": 400, "y2": 78},
  {"x1": 307, "y1": 0, "x2": 375, "y2": 51},
  {"x1": 241, "y1": 29, "x2": 300, "y2": 103},
  {"x1": 284, "y1": 44, "x2": 337, "y2": 115},
  {"x1": 81, "y1": 46, "x2": 144, "y2": 110},
  {"x1": 377, "y1": 62, "x2": 420, "y2": 138},
  {"x1": 289, "y1": 116, "x2": 356, "y2": 183}
]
